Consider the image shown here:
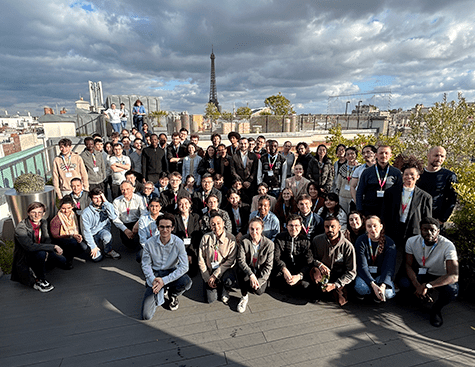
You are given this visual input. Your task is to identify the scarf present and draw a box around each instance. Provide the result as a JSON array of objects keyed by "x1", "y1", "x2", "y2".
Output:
[{"x1": 58, "y1": 211, "x2": 79, "y2": 236}]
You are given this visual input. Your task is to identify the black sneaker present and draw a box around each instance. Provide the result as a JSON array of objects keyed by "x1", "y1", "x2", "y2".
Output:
[
  {"x1": 430, "y1": 310, "x2": 443, "y2": 327},
  {"x1": 169, "y1": 296, "x2": 179, "y2": 311},
  {"x1": 33, "y1": 279, "x2": 54, "y2": 293}
]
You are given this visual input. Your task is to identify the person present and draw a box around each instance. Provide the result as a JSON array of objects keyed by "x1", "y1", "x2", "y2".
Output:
[
  {"x1": 121, "y1": 136, "x2": 133, "y2": 156},
  {"x1": 354, "y1": 216, "x2": 397, "y2": 302},
  {"x1": 248, "y1": 137, "x2": 256, "y2": 152},
  {"x1": 334, "y1": 147, "x2": 360, "y2": 214},
  {"x1": 155, "y1": 172, "x2": 170, "y2": 196},
  {"x1": 53, "y1": 138, "x2": 89, "y2": 199},
  {"x1": 307, "y1": 144, "x2": 334, "y2": 194},
  {"x1": 295, "y1": 142, "x2": 314, "y2": 178},
  {"x1": 141, "y1": 134, "x2": 168, "y2": 184},
  {"x1": 110, "y1": 131, "x2": 120, "y2": 145},
  {"x1": 132, "y1": 99, "x2": 146, "y2": 132},
  {"x1": 356, "y1": 144, "x2": 402, "y2": 217},
  {"x1": 272, "y1": 214, "x2": 314, "y2": 299},
  {"x1": 281, "y1": 141, "x2": 295, "y2": 178},
  {"x1": 285, "y1": 163, "x2": 310, "y2": 200},
  {"x1": 215, "y1": 143, "x2": 233, "y2": 189},
  {"x1": 119, "y1": 102, "x2": 128, "y2": 130},
  {"x1": 297, "y1": 194, "x2": 323, "y2": 240},
  {"x1": 140, "y1": 181, "x2": 159, "y2": 208},
  {"x1": 213, "y1": 174, "x2": 228, "y2": 200},
  {"x1": 226, "y1": 131, "x2": 241, "y2": 156},
  {"x1": 102, "y1": 140, "x2": 113, "y2": 198},
  {"x1": 167, "y1": 132, "x2": 188, "y2": 174},
  {"x1": 182, "y1": 142, "x2": 202, "y2": 187},
  {"x1": 224, "y1": 188, "x2": 251, "y2": 242},
  {"x1": 249, "y1": 195, "x2": 280, "y2": 241},
  {"x1": 273, "y1": 187, "x2": 298, "y2": 232},
  {"x1": 417, "y1": 146, "x2": 457, "y2": 226},
  {"x1": 198, "y1": 213, "x2": 237, "y2": 304},
  {"x1": 310, "y1": 216, "x2": 356, "y2": 306},
  {"x1": 136, "y1": 197, "x2": 162, "y2": 262},
  {"x1": 81, "y1": 136, "x2": 106, "y2": 192},
  {"x1": 350, "y1": 144, "x2": 377, "y2": 204},
  {"x1": 403, "y1": 217, "x2": 459, "y2": 327},
  {"x1": 66, "y1": 178, "x2": 91, "y2": 216},
  {"x1": 200, "y1": 194, "x2": 232, "y2": 233},
  {"x1": 230, "y1": 137, "x2": 259, "y2": 199},
  {"x1": 344, "y1": 211, "x2": 365, "y2": 245},
  {"x1": 104, "y1": 103, "x2": 123, "y2": 133},
  {"x1": 142, "y1": 122, "x2": 151, "y2": 137},
  {"x1": 257, "y1": 139, "x2": 287, "y2": 197},
  {"x1": 307, "y1": 181, "x2": 325, "y2": 213},
  {"x1": 50, "y1": 197, "x2": 89, "y2": 268},
  {"x1": 121, "y1": 128, "x2": 130, "y2": 139},
  {"x1": 254, "y1": 135, "x2": 267, "y2": 158},
  {"x1": 179, "y1": 127, "x2": 190, "y2": 146},
  {"x1": 107, "y1": 143, "x2": 131, "y2": 199},
  {"x1": 192, "y1": 173, "x2": 222, "y2": 214},
  {"x1": 236, "y1": 217, "x2": 274, "y2": 313},
  {"x1": 317, "y1": 193, "x2": 347, "y2": 231},
  {"x1": 211, "y1": 133, "x2": 222, "y2": 149},
  {"x1": 174, "y1": 196, "x2": 202, "y2": 276},
  {"x1": 190, "y1": 134, "x2": 205, "y2": 157},
  {"x1": 141, "y1": 213, "x2": 193, "y2": 320},
  {"x1": 158, "y1": 133, "x2": 168, "y2": 150},
  {"x1": 231, "y1": 177, "x2": 251, "y2": 205},
  {"x1": 183, "y1": 175, "x2": 196, "y2": 195},
  {"x1": 197, "y1": 145, "x2": 216, "y2": 177},
  {"x1": 11, "y1": 202, "x2": 66, "y2": 292},
  {"x1": 125, "y1": 170, "x2": 145, "y2": 194},
  {"x1": 331, "y1": 144, "x2": 347, "y2": 192},
  {"x1": 128, "y1": 138, "x2": 143, "y2": 174},
  {"x1": 161, "y1": 172, "x2": 190, "y2": 213},
  {"x1": 81, "y1": 188, "x2": 121, "y2": 260},
  {"x1": 250, "y1": 183, "x2": 277, "y2": 213}
]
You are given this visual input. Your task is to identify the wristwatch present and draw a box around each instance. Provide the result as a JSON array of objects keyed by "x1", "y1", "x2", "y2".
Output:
[{"x1": 425, "y1": 283, "x2": 433, "y2": 289}]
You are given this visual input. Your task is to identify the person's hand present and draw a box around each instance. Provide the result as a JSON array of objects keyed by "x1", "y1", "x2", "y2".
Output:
[
  {"x1": 90, "y1": 247, "x2": 99, "y2": 258},
  {"x1": 73, "y1": 234, "x2": 82, "y2": 243},
  {"x1": 54, "y1": 245, "x2": 63, "y2": 256},
  {"x1": 208, "y1": 275, "x2": 217, "y2": 289},
  {"x1": 288, "y1": 274, "x2": 301, "y2": 286},
  {"x1": 371, "y1": 282, "x2": 385, "y2": 302},
  {"x1": 243, "y1": 181, "x2": 251, "y2": 189},
  {"x1": 152, "y1": 277, "x2": 164, "y2": 294},
  {"x1": 250, "y1": 274, "x2": 260, "y2": 289},
  {"x1": 318, "y1": 263, "x2": 330, "y2": 277},
  {"x1": 188, "y1": 255, "x2": 192, "y2": 264},
  {"x1": 101, "y1": 193, "x2": 108, "y2": 202},
  {"x1": 224, "y1": 159, "x2": 229, "y2": 166},
  {"x1": 323, "y1": 283, "x2": 336, "y2": 292},
  {"x1": 208, "y1": 168, "x2": 215, "y2": 174},
  {"x1": 124, "y1": 229, "x2": 134, "y2": 239},
  {"x1": 282, "y1": 267, "x2": 292, "y2": 283}
]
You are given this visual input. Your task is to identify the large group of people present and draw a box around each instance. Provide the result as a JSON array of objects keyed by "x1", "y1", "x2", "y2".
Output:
[{"x1": 11, "y1": 128, "x2": 459, "y2": 327}]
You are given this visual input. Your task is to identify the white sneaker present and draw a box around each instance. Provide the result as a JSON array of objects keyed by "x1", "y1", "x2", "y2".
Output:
[
  {"x1": 33, "y1": 279, "x2": 54, "y2": 293},
  {"x1": 221, "y1": 289, "x2": 230, "y2": 305},
  {"x1": 105, "y1": 250, "x2": 121, "y2": 260},
  {"x1": 237, "y1": 295, "x2": 249, "y2": 313}
]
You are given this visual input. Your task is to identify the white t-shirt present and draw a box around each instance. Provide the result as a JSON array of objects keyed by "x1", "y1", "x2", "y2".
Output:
[
  {"x1": 108, "y1": 155, "x2": 131, "y2": 185},
  {"x1": 405, "y1": 235, "x2": 458, "y2": 276},
  {"x1": 105, "y1": 109, "x2": 122, "y2": 124}
]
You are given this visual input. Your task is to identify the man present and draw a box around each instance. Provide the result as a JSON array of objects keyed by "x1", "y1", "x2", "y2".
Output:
[
  {"x1": 257, "y1": 139, "x2": 287, "y2": 197},
  {"x1": 81, "y1": 188, "x2": 121, "y2": 260},
  {"x1": 140, "y1": 180, "x2": 159, "y2": 207},
  {"x1": 125, "y1": 170, "x2": 145, "y2": 193},
  {"x1": 167, "y1": 132, "x2": 188, "y2": 174},
  {"x1": 254, "y1": 135, "x2": 267, "y2": 158},
  {"x1": 141, "y1": 134, "x2": 168, "y2": 183},
  {"x1": 230, "y1": 137, "x2": 259, "y2": 198},
  {"x1": 121, "y1": 136, "x2": 133, "y2": 156},
  {"x1": 52, "y1": 138, "x2": 89, "y2": 199},
  {"x1": 179, "y1": 127, "x2": 190, "y2": 146},
  {"x1": 226, "y1": 131, "x2": 241, "y2": 156},
  {"x1": 198, "y1": 213, "x2": 237, "y2": 304},
  {"x1": 236, "y1": 217, "x2": 274, "y2": 313},
  {"x1": 249, "y1": 196, "x2": 280, "y2": 241},
  {"x1": 128, "y1": 138, "x2": 143, "y2": 174},
  {"x1": 158, "y1": 133, "x2": 168, "y2": 150},
  {"x1": 199, "y1": 194, "x2": 233, "y2": 233},
  {"x1": 119, "y1": 103, "x2": 128, "y2": 130},
  {"x1": 215, "y1": 143, "x2": 233, "y2": 189},
  {"x1": 141, "y1": 213, "x2": 192, "y2": 320},
  {"x1": 67, "y1": 178, "x2": 91, "y2": 216},
  {"x1": 297, "y1": 194, "x2": 323, "y2": 240},
  {"x1": 211, "y1": 133, "x2": 222, "y2": 149},
  {"x1": 81, "y1": 137, "x2": 106, "y2": 192},
  {"x1": 108, "y1": 143, "x2": 131, "y2": 199},
  {"x1": 356, "y1": 144, "x2": 402, "y2": 216},
  {"x1": 404, "y1": 217, "x2": 459, "y2": 327},
  {"x1": 189, "y1": 134, "x2": 204, "y2": 157},
  {"x1": 192, "y1": 173, "x2": 222, "y2": 214},
  {"x1": 281, "y1": 141, "x2": 295, "y2": 179},
  {"x1": 311, "y1": 216, "x2": 356, "y2": 306},
  {"x1": 121, "y1": 128, "x2": 130, "y2": 139},
  {"x1": 213, "y1": 174, "x2": 228, "y2": 202},
  {"x1": 350, "y1": 144, "x2": 376, "y2": 203},
  {"x1": 103, "y1": 103, "x2": 123, "y2": 133},
  {"x1": 161, "y1": 172, "x2": 190, "y2": 213},
  {"x1": 113, "y1": 180, "x2": 147, "y2": 250},
  {"x1": 273, "y1": 214, "x2": 314, "y2": 298},
  {"x1": 417, "y1": 147, "x2": 457, "y2": 226}
]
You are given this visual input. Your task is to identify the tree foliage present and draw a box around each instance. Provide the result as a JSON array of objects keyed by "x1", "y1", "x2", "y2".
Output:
[
  {"x1": 264, "y1": 92, "x2": 295, "y2": 115},
  {"x1": 220, "y1": 110, "x2": 233, "y2": 121},
  {"x1": 235, "y1": 106, "x2": 252, "y2": 119},
  {"x1": 204, "y1": 103, "x2": 221, "y2": 121}
]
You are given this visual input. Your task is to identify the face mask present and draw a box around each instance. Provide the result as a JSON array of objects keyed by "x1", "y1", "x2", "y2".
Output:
[{"x1": 160, "y1": 140, "x2": 166, "y2": 146}]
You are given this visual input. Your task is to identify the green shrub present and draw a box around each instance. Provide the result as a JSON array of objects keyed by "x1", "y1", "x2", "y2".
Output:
[{"x1": 0, "y1": 239, "x2": 15, "y2": 275}]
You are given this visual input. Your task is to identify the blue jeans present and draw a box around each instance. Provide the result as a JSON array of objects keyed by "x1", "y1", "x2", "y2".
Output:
[
  {"x1": 121, "y1": 119, "x2": 127, "y2": 130},
  {"x1": 92, "y1": 229, "x2": 113, "y2": 261},
  {"x1": 354, "y1": 275, "x2": 396, "y2": 299},
  {"x1": 141, "y1": 269, "x2": 192, "y2": 320},
  {"x1": 203, "y1": 268, "x2": 237, "y2": 303},
  {"x1": 133, "y1": 115, "x2": 143, "y2": 132},
  {"x1": 111, "y1": 123, "x2": 121, "y2": 133}
]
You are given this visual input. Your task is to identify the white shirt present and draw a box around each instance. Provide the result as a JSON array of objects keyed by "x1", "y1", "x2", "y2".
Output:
[
  {"x1": 105, "y1": 108, "x2": 122, "y2": 124},
  {"x1": 108, "y1": 155, "x2": 131, "y2": 185},
  {"x1": 113, "y1": 193, "x2": 147, "y2": 230}
]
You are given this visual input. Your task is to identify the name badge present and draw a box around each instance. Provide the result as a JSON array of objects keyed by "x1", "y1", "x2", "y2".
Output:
[
  {"x1": 418, "y1": 268, "x2": 428, "y2": 275},
  {"x1": 377, "y1": 190, "x2": 385, "y2": 198},
  {"x1": 369, "y1": 266, "x2": 378, "y2": 274},
  {"x1": 211, "y1": 260, "x2": 220, "y2": 270},
  {"x1": 184, "y1": 238, "x2": 191, "y2": 245},
  {"x1": 93, "y1": 167, "x2": 100, "y2": 172},
  {"x1": 344, "y1": 184, "x2": 351, "y2": 191},
  {"x1": 65, "y1": 172, "x2": 73, "y2": 178},
  {"x1": 202, "y1": 207, "x2": 208, "y2": 214},
  {"x1": 267, "y1": 171, "x2": 274, "y2": 176}
]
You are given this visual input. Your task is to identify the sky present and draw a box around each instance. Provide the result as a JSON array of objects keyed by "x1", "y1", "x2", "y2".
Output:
[{"x1": 1, "y1": 0, "x2": 475, "y2": 117}]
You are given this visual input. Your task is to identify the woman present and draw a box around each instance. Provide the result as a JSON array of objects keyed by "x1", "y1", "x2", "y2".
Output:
[
  {"x1": 11, "y1": 202, "x2": 66, "y2": 292},
  {"x1": 197, "y1": 145, "x2": 216, "y2": 177},
  {"x1": 307, "y1": 181, "x2": 325, "y2": 213},
  {"x1": 273, "y1": 187, "x2": 298, "y2": 231},
  {"x1": 285, "y1": 163, "x2": 310, "y2": 200},
  {"x1": 142, "y1": 122, "x2": 150, "y2": 136},
  {"x1": 174, "y1": 197, "x2": 202, "y2": 276},
  {"x1": 335, "y1": 147, "x2": 360, "y2": 214},
  {"x1": 200, "y1": 194, "x2": 232, "y2": 233},
  {"x1": 182, "y1": 142, "x2": 202, "y2": 187},
  {"x1": 50, "y1": 197, "x2": 89, "y2": 267},
  {"x1": 317, "y1": 192, "x2": 347, "y2": 230},
  {"x1": 103, "y1": 141, "x2": 114, "y2": 199},
  {"x1": 308, "y1": 144, "x2": 334, "y2": 193},
  {"x1": 231, "y1": 178, "x2": 251, "y2": 205},
  {"x1": 344, "y1": 211, "x2": 365, "y2": 245},
  {"x1": 295, "y1": 142, "x2": 314, "y2": 177},
  {"x1": 250, "y1": 183, "x2": 277, "y2": 213},
  {"x1": 354, "y1": 216, "x2": 397, "y2": 302},
  {"x1": 183, "y1": 175, "x2": 196, "y2": 195},
  {"x1": 224, "y1": 188, "x2": 251, "y2": 242},
  {"x1": 132, "y1": 99, "x2": 146, "y2": 132},
  {"x1": 332, "y1": 143, "x2": 347, "y2": 191}
]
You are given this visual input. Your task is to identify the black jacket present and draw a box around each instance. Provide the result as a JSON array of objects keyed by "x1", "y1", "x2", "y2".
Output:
[
  {"x1": 224, "y1": 203, "x2": 251, "y2": 236},
  {"x1": 141, "y1": 146, "x2": 168, "y2": 179},
  {"x1": 273, "y1": 232, "x2": 313, "y2": 276}
]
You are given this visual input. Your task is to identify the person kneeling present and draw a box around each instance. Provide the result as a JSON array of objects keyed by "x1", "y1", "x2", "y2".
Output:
[
  {"x1": 236, "y1": 217, "x2": 274, "y2": 313},
  {"x1": 141, "y1": 213, "x2": 192, "y2": 320}
]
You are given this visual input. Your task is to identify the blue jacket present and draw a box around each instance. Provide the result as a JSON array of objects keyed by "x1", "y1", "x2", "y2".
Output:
[{"x1": 81, "y1": 201, "x2": 117, "y2": 249}]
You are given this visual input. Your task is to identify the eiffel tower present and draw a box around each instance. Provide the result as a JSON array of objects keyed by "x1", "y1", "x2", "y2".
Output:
[{"x1": 208, "y1": 46, "x2": 221, "y2": 111}]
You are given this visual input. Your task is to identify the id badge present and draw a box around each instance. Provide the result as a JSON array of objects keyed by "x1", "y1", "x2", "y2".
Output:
[
  {"x1": 377, "y1": 190, "x2": 385, "y2": 198},
  {"x1": 344, "y1": 184, "x2": 351, "y2": 191},
  {"x1": 267, "y1": 171, "x2": 274, "y2": 176},
  {"x1": 65, "y1": 172, "x2": 73, "y2": 178},
  {"x1": 93, "y1": 167, "x2": 100, "y2": 172},
  {"x1": 418, "y1": 268, "x2": 428, "y2": 275},
  {"x1": 184, "y1": 238, "x2": 191, "y2": 245},
  {"x1": 368, "y1": 266, "x2": 378, "y2": 274},
  {"x1": 202, "y1": 207, "x2": 208, "y2": 214},
  {"x1": 211, "y1": 260, "x2": 220, "y2": 270}
]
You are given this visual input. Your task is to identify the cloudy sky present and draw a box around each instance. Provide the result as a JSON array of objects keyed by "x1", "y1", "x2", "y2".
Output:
[{"x1": 1, "y1": 0, "x2": 475, "y2": 116}]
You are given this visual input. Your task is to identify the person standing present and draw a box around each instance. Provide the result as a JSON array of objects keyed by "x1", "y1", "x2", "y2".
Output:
[
  {"x1": 81, "y1": 137, "x2": 106, "y2": 193},
  {"x1": 132, "y1": 99, "x2": 146, "y2": 132},
  {"x1": 167, "y1": 132, "x2": 188, "y2": 174},
  {"x1": 107, "y1": 143, "x2": 131, "y2": 199},
  {"x1": 307, "y1": 144, "x2": 334, "y2": 194},
  {"x1": 119, "y1": 102, "x2": 129, "y2": 130},
  {"x1": 141, "y1": 134, "x2": 168, "y2": 184},
  {"x1": 281, "y1": 141, "x2": 295, "y2": 178},
  {"x1": 104, "y1": 103, "x2": 123, "y2": 133},
  {"x1": 334, "y1": 147, "x2": 360, "y2": 214},
  {"x1": 231, "y1": 137, "x2": 259, "y2": 199},
  {"x1": 257, "y1": 140, "x2": 288, "y2": 198}
]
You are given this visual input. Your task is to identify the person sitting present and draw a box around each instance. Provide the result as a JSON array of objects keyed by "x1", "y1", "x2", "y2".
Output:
[
  {"x1": 66, "y1": 177, "x2": 91, "y2": 216},
  {"x1": 307, "y1": 181, "x2": 325, "y2": 213},
  {"x1": 200, "y1": 194, "x2": 232, "y2": 233},
  {"x1": 236, "y1": 217, "x2": 274, "y2": 313},
  {"x1": 310, "y1": 216, "x2": 356, "y2": 306},
  {"x1": 273, "y1": 187, "x2": 298, "y2": 232},
  {"x1": 344, "y1": 211, "x2": 365, "y2": 245},
  {"x1": 136, "y1": 197, "x2": 163, "y2": 262},
  {"x1": 317, "y1": 192, "x2": 348, "y2": 231},
  {"x1": 155, "y1": 172, "x2": 170, "y2": 196},
  {"x1": 125, "y1": 170, "x2": 145, "y2": 194},
  {"x1": 230, "y1": 177, "x2": 251, "y2": 205},
  {"x1": 140, "y1": 181, "x2": 159, "y2": 208},
  {"x1": 183, "y1": 175, "x2": 196, "y2": 195},
  {"x1": 141, "y1": 213, "x2": 193, "y2": 320},
  {"x1": 50, "y1": 197, "x2": 89, "y2": 269},
  {"x1": 402, "y1": 217, "x2": 459, "y2": 327},
  {"x1": 297, "y1": 194, "x2": 323, "y2": 240},
  {"x1": 285, "y1": 163, "x2": 310, "y2": 200},
  {"x1": 249, "y1": 195, "x2": 280, "y2": 241},
  {"x1": 354, "y1": 216, "x2": 397, "y2": 302},
  {"x1": 192, "y1": 173, "x2": 222, "y2": 215},
  {"x1": 250, "y1": 182, "x2": 277, "y2": 213},
  {"x1": 198, "y1": 212, "x2": 237, "y2": 304},
  {"x1": 11, "y1": 202, "x2": 67, "y2": 292}
]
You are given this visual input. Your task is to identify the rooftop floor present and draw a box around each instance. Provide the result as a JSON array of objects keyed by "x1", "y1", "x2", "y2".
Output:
[{"x1": 1, "y1": 235, "x2": 474, "y2": 367}]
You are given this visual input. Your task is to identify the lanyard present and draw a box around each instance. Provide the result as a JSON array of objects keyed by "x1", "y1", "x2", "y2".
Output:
[
  {"x1": 375, "y1": 165, "x2": 390, "y2": 190},
  {"x1": 182, "y1": 215, "x2": 189, "y2": 237},
  {"x1": 125, "y1": 199, "x2": 132, "y2": 216},
  {"x1": 92, "y1": 152, "x2": 97, "y2": 167},
  {"x1": 252, "y1": 241, "x2": 260, "y2": 266},
  {"x1": 213, "y1": 241, "x2": 220, "y2": 262},
  {"x1": 302, "y1": 214, "x2": 313, "y2": 234},
  {"x1": 233, "y1": 208, "x2": 240, "y2": 226},
  {"x1": 401, "y1": 189, "x2": 414, "y2": 214},
  {"x1": 347, "y1": 164, "x2": 356, "y2": 182},
  {"x1": 149, "y1": 223, "x2": 153, "y2": 236},
  {"x1": 61, "y1": 154, "x2": 72, "y2": 171},
  {"x1": 368, "y1": 236, "x2": 379, "y2": 264},
  {"x1": 268, "y1": 154, "x2": 278, "y2": 170},
  {"x1": 422, "y1": 240, "x2": 438, "y2": 267}
]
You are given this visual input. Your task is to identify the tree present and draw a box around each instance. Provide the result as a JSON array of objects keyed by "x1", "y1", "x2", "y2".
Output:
[
  {"x1": 235, "y1": 106, "x2": 252, "y2": 119},
  {"x1": 264, "y1": 92, "x2": 295, "y2": 115},
  {"x1": 220, "y1": 110, "x2": 233, "y2": 121},
  {"x1": 204, "y1": 103, "x2": 221, "y2": 121}
]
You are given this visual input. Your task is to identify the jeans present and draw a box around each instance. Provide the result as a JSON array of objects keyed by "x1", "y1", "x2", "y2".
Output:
[
  {"x1": 133, "y1": 115, "x2": 143, "y2": 132},
  {"x1": 26, "y1": 250, "x2": 66, "y2": 280},
  {"x1": 121, "y1": 119, "x2": 127, "y2": 130},
  {"x1": 141, "y1": 269, "x2": 192, "y2": 320},
  {"x1": 55, "y1": 238, "x2": 89, "y2": 263},
  {"x1": 354, "y1": 275, "x2": 396, "y2": 299},
  {"x1": 92, "y1": 229, "x2": 113, "y2": 260},
  {"x1": 111, "y1": 123, "x2": 121, "y2": 133},
  {"x1": 204, "y1": 268, "x2": 236, "y2": 303}
]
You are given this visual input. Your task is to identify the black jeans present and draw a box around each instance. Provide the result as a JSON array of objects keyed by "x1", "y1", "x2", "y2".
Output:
[
  {"x1": 26, "y1": 250, "x2": 66, "y2": 281},
  {"x1": 236, "y1": 267, "x2": 267, "y2": 297}
]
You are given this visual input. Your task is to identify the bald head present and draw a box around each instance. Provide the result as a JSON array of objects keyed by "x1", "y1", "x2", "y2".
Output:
[{"x1": 427, "y1": 146, "x2": 446, "y2": 172}]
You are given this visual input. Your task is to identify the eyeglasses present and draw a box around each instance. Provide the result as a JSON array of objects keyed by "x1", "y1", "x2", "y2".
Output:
[{"x1": 158, "y1": 225, "x2": 173, "y2": 230}]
